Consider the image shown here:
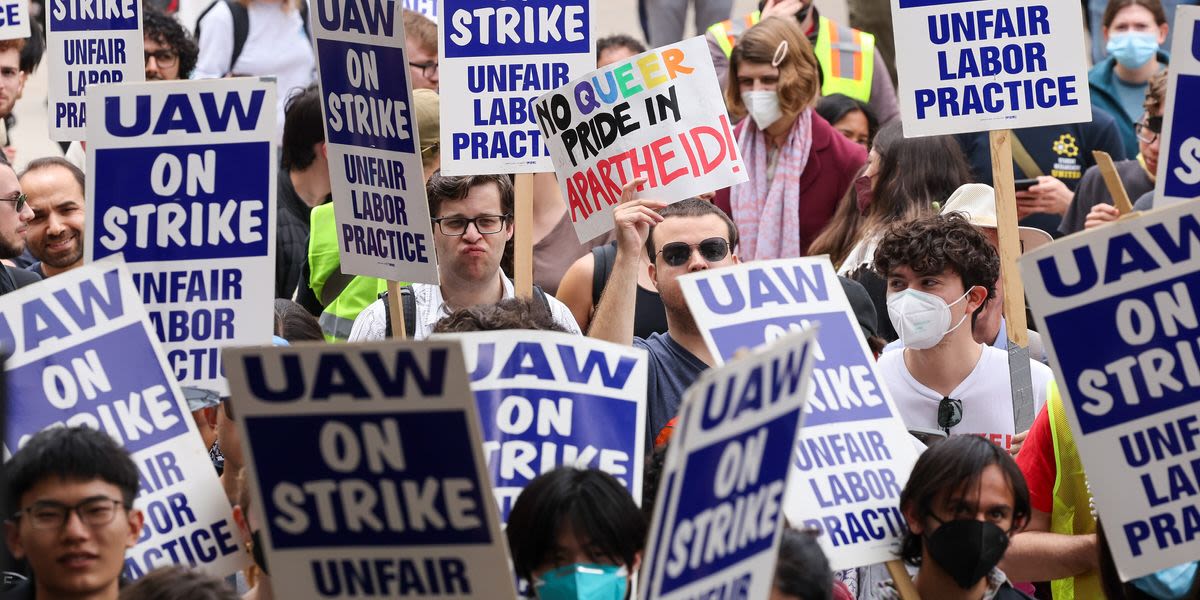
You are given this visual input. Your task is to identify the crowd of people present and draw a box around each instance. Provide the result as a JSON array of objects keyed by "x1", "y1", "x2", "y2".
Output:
[{"x1": 1, "y1": 0, "x2": 1199, "y2": 599}]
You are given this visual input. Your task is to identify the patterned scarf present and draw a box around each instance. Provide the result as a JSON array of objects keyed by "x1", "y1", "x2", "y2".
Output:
[{"x1": 729, "y1": 109, "x2": 814, "y2": 260}]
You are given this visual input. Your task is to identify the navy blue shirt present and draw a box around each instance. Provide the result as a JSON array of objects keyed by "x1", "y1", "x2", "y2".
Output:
[{"x1": 634, "y1": 332, "x2": 709, "y2": 452}]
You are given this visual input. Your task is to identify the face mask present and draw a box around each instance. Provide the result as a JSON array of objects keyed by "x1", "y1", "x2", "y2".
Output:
[
  {"x1": 1132, "y1": 561, "x2": 1199, "y2": 600},
  {"x1": 854, "y1": 174, "x2": 874, "y2": 214},
  {"x1": 534, "y1": 563, "x2": 628, "y2": 600},
  {"x1": 741, "y1": 90, "x2": 782, "y2": 130},
  {"x1": 1106, "y1": 32, "x2": 1159, "y2": 69},
  {"x1": 887, "y1": 288, "x2": 974, "y2": 350},
  {"x1": 924, "y1": 518, "x2": 1009, "y2": 589},
  {"x1": 250, "y1": 529, "x2": 270, "y2": 575}
]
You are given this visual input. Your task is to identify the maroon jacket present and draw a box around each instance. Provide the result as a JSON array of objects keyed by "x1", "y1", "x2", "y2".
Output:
[{"x1": 714, "y1": 112, "x2": 867, "y2": 256}]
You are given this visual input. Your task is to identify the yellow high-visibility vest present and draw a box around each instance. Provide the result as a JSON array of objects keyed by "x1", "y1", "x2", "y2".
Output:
[{"x1": 1047, "y1": 384, "x2": 1105, "y2": 599}]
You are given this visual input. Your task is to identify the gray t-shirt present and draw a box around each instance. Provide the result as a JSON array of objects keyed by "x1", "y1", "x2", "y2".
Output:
[
  {"x1": 1134, "y1": 189, "x2": 1155, "y2": 211},
  {"x1": 1060, "y1": 159, "x2": 1154, "y2": 234},
  {"x1": 634, "y1": 332, "x2": 709, "y2": 451}
]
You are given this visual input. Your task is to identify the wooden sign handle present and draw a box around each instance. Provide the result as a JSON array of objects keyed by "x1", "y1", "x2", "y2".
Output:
[
  {"x1": 386, "y1": 280, "x2": 407, "y2": 339},
  {"x1": 989, "y1": 129, "x2": 1029, "y2": 346},
  {"x1": 1091, "y1": 150, "x2": 1135, "y2": 215},
  {"x1": 885, "y1": 559, "x2": 922, "y2": 600},
  {"x1": 514, "y1": 173, "x2": 535, "y2": 299}
]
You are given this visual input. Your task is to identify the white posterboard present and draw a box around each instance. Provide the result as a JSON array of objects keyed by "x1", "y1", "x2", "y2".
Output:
[
  {"x1": 2, "y1": 262, "x2": 248, "y2": 580},
  {"x1": 1153, "y1": 6, "x2": 1200, "y2": 207},
  {"x1": 84, "y1": 78, "x2": 277, "y2": 396},
  {"x1": 1020, "y1": 199, "x2": 1200, "y2": 580},
  {"x1": 680, "y1": 258, "x2": 921, "y2": 570},
  {"x1": 889, "y1": 0, "x2": 1091, "y2": 137},
  {"x1": 0, "y1": 0, "x2": 29, "y2": 40}
]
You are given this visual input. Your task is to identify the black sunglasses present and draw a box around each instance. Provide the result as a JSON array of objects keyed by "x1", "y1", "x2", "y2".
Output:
[
  {"x1": 938, "y1": 397, "x2": 963, "y2": 434},
  {"x1": 655, "y1": 237, "x2": 730, "y2": 267}
]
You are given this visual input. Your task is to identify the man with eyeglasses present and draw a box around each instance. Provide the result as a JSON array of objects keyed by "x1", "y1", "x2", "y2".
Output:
[
  {"x1": 143, "y1": 8, "x2": 198, "y2": 81},
  {"x1": 404, "y1": 10, "x2": 439, "y2": 91},
  {"x1": 589, "y1": 180, "x2": 742, "y2": 451},
  {"x1": 2, "y1": 427, "x2": 143, "y2": 600},
  {"x1": 0, "y1": 159, "x2": 35, "y2": 297},
  {"x1": 348, "y1": 173, "x2": 580, "y2": 341}
]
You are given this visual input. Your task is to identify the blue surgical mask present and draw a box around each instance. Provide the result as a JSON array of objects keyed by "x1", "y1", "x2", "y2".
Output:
[
  {"x1": 533, "y1": 564, "x2": 628, "y2": 600},
  {"x1": 1106, "y1": 32, "x2": 1159, "y2": 69},
  {"x1": 1131, "y1": 561, "x2": 1198, "y2": 600}
]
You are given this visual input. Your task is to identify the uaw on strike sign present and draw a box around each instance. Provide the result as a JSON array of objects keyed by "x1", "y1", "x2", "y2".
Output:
[{"x1": 890, "y1": 0, "x2": 1091, "y2": 136}]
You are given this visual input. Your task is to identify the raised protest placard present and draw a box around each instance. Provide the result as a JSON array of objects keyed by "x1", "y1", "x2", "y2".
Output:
[
  {"x1": 438, "y1": 0, "x2": 595, "y2": 175},
  {"x1": 404, "y1": 0, "x2": 437, "y2": 19},
  {"x1": 223, "y1": 340, "x2": 517, "y2": 599},
  {"x1": 47, "y1": 0, "x2": 144, "y2": 140},
  {"x1": 444, "y1": 331, "x2": 647, "y2": 521},
  {"x1": 2, "y1": 262, "x2": 248, "y2": 580},
  {"x1": 311, "y1": 0, "x2": 439, "y2": 283},
  {"x1": 640, "y1": 329, "x2": 817, "y2": 600},
  {"x1": 84, "y1": 78, "x2": 276, "y2": 395},
  {"x1": 1020, "y1": 200, "x2": 1200, "y2": 580},
  {"x1": 679, "y1": 258, "x2": 921, "y2": 570},
  {"x1": 535, "y1": 36, "x2": 747, "y2": 243},
  {"x1": 0, "y1": 0, "x2": 29, "y2": 40},
  {"x1": 1153, "y1": 6, "x2": 1200, "y2": 207},
  {"x1": 889, "y1": 0, "x2": 1091, "y2": 137}
]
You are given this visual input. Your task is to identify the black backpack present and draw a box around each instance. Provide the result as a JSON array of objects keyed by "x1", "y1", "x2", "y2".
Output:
[
  {"x1": 194, "y1": 0, "x2": 311, "y2": 75},
  {"x1": 380, "y1": 286, "x2": 551, "y2": 339}
]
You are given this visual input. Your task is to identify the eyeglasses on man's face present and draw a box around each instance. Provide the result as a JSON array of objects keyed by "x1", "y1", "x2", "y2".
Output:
[
  {"x1": 410, "y1": 60, "x2": 438, "y2": 80},
  {"x1": 1136, "y1": 116, "x2": 1163, "y2": 144},
  {"x1": 10, "y1": 497, "x2": 125, "y2": 530},
  {"x1": 144, "y1": 50, "x2": 178, "y2": 69},
  {"x1": 431, "y1": 214, "x2": 511, "y2": 236}
]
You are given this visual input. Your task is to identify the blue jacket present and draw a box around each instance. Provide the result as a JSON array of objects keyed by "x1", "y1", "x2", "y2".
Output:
[{"x1": 1088, "y1": 50, "x2": 1170, "y2": 157}]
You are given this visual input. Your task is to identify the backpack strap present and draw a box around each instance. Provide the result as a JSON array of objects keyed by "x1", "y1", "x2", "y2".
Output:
[
  {"x1": 227, "y1": 0, "x2": 250, "y2": 74},
  {"x1": 377, "y1": 288, "x2": 416, "y2": 339},
  {"x1": 532, "y1": 284, "x2": 551, "y2": 314},
  {"x1": 591, "y1": 242, "x2": 617, "y2": 306}
]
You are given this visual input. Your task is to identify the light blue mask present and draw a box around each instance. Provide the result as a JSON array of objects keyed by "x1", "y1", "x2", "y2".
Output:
[
  {"x1": 1106, "y1": 32, "x2": 1160, "y2": 69},
  {"x1": 533, "y1": 563, "x2": 628, "y2": 600},
  {"x1": 1131, "y1": 561, "x2": 1198, "y2": 600}
]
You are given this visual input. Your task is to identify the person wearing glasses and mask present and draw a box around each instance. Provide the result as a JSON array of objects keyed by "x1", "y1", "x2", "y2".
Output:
[
  {"x1": 348, "y1": 173, "x2": 580, "y2": 341},
  {"x1": 872, "y1": 214, "x2": 1053, "y2": 454},
  {"x1": 2, "y1": 427, "x2": 143, "y2": 600}
]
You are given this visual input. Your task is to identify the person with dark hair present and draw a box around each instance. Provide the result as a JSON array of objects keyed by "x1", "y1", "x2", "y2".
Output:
[
  {"x1": 1089, "y1": 0, "x2": 1169, "y2": 158},
  {"x1": 142, "y1": 8, "x2": 198, "y2": 80},
  {"x1": 596, "y1": 34, "x2": 646, "y2": 68},
  {"x1": 275, "y1": 84, "x2": 329, "y2": 300},
  {"x1": 774, "y1": 529, "x2": 837, "y2": 600},
  {"x1": 874, "y1": 435, "x2": 1033, "y2": 599},
  {"x1": 0, "y1": 160, "x2": 36, "y2": 297},
  {"x1": 17, "y1": 22, "x2": 44, "y2": 76},
  {"x1": 2, "y1": 427, "x2": 144, "y2": 600},
  {"x1": 506, "y1": 468, "x2": 645, "y2": 599},
  {"x1": 117, "y1": 566, "x2": 237, "y2": 600},
  {"x1": 349, "y1": 172, "x2": 580, "y2": 341},
  {"x1": 872, "y1": 214, "x2": 1053, "y2": 453},
  {"x1": 0, "y1": 39, "x2": 26, "y2": 124},
  {"x1": 18, "y1": 158, "x2": 85, "y2": 279},
  {"x1": 815, "y1": 93, "x2": 877, "y2": 149},
  {"x1": 432, "y1": 296, "x2": 570, "y2": 333},
  {"x1": 272, "y1": 298, "x2": 323, "y2": 341}
]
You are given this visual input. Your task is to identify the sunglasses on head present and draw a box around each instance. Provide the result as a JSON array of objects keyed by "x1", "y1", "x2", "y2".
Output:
[
  {"x1": 655, "y1": 237, "x2": 730, "y2": 267},
  {"x1": 938, "y1": 397, "x2": 963, "y2": 434}
]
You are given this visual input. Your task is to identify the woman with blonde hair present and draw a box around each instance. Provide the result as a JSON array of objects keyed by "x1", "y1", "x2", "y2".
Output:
[{"x1": 712, "y1": 16, "x2": 866, "y2": 260}]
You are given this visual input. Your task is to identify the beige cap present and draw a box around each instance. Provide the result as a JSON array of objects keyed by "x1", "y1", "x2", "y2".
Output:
[
  {"x1": 940, "y1": 183, "x2": 1053, "y2": 253},
  {"x1": 412, "y1": 88, "x2": 440, "y2": 154}
]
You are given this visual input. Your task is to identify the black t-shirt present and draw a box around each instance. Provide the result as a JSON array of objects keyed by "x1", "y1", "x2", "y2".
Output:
[{"x1": 275, "y1": 169, "x2": 322, "y2": 300}]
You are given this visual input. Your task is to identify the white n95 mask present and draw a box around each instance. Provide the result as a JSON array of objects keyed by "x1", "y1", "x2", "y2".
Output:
[
  {"x1": 887, "y1": 287, "x2": 975, "y2": 350},
  {"x1": 741, "y1": 90, "x2": 782, "y2": 130}
]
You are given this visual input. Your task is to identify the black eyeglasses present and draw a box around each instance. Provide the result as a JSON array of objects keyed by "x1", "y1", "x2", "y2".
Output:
[
  {"x1": 938, "y1": 397, "x2": 963, "y2": 434},
  {"x1": 655, "y1": 238, "x2": 730, "y2": 267},
  {"x1": 0, "y1": 192, "x2": 26, "y2": 213},
  {"x1": 144, "y1": 50, "x2": 178, "y2": 68},
  {"x1": 410, "y1": 60, "x2": 438, "y2": 80},
  {"x1": 10, "y1": 497, "x2": 124, "y2": 530},
  {"x1": 1135, "y1": 116, "x2": 1163, "y2": 144},
  {"x1": 431, "y1": 214, "x2": 510, "y2": 236}
]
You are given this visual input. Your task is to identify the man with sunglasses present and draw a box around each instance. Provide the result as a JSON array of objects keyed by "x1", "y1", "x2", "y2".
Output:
[
  {"x1": 0, "y1": 159, "x2": 35, "y2": 297},
  {"x1": 348, "y1": 173, "x2": 580, "y2": 341},
  {"x1": 590, "y1": 180, "x2": 741, "y2": 451},
  {"x1": 2, "y1": 427, "x2": 144, "y2": 600}
]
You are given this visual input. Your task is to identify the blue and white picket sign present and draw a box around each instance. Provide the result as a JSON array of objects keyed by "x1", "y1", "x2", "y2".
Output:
[
  {"x1": 1154, "y1": 7, "x2": 1200, "y2": 207},
  {"x1": 640, "y1": 329, "x2": 817, "y2": 600},
  {"x1": 1, "y1": 262, "x2": 249, "y2": 580},
  {"x1": 1020, "y1": 200, "x2": 1200, "y2": 580},
  {"x1": 83, "y1": 78, "x2": 276, "y2": 396},
  {"x1": 443, "y1": 330, "x2": 647, "y2": 522},
  {"x1": 311, "y1": 0, "x2": 439, "y2": 283},
  {"x1": 679, "y1": 258, "x2": 921, "y2": 571},
  {"x1": 438, "y1": 0, "x2": 595, "y2": 175},
  {"x1": 0, "y1": 0, "x2": 29, "y2": 40},
  {"x1": 222, "y1": 340, "x2": 518, "y2": 599},
  {"x1": 46, "y1": 0, "x2": 144, "y2": 140},
  {"x1": 889, "y1": 0, "x2": 1090, "y2": 137},
  {"x1": 403, "y1": 0, "x2": 437, "y2": 20}
]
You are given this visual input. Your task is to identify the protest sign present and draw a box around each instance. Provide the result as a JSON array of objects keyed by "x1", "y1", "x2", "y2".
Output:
[
  {"x1": 438, "y1": 0, "x2": 595, "y2": 175},
  {"x1": 889, "y1": 0, "x2": 1091, "y2": 137},
  {"x1": 404, "y1": 0, "x2": 437, "y2": 20},
  {"x1": 2, "y1": 262, "x2": 248, "y2": 580},
  {"x1": 1020, "y1": 200, "x2": 1200, "y2": 580},
  {"x1": 223, "y1": 340, "x2": 517, "y2": 599},
  {"x1": 535, "y1": 36, "x2": 747, "y2": 243},
  {"x1": 1153, "y1": 7, "x2": 1200, "y2": 207},
  {"x1": 0, "y1": 0, "x2": 29, "y2": 41},
  {"x1": 46, "y1": 0, "x2": 144, "y2": 140},
  {"x1": 311, "y1": 0, "x2": 439, "y2": 283},
  {"x1": 84, "y1": 78, "x2": 276, "y2": 395},
  {"x1": 640, "y1": 329, "x2": 817, "y2": 600},
  {"x1": 444, "y1": 330, "x2": 647, "y2": 522},
  {"x1": 679, "y1": 258, "x2": 921, "y2": 570}
]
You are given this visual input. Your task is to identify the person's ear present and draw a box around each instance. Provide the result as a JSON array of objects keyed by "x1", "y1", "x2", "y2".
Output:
[
  {"x1": 232, "y1": 504, "x2": 250, "y2": 538},
  {"x1": 648, "y1": 261, "x2": 657, "y2": 286},
  {"x1": 125, "y1": 509, "x2": 145, "y2": 548},
  {"x1": 317, "y1": 142, "x2": 327, "y2": 161},
  {"x1": 15, "y1": 71, "x2": 25, "y2": 99},
  {"x1": 902, "y1": 503, "x2": 925, "y2": 536},
  {"x1": 5, "y1": 520, "x2": 25, "y2": 560},
  {"x1": 1157, "y1": 22, "x2": 1168, "y2": 45},
  {"x1": 731, "y1": 252, "x2": 741, "y2": 265},
  {"x1": 630, "y1": 551, "x2": 642, "y2": 574},
  {"x1": 966, "y1": 285, "x2": 988, "y2": 313}
]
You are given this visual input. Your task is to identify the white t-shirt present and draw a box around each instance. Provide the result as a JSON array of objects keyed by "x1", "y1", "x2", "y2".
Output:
[{"x1": 877, "y1": 344, "x2": 1053, "y2": 451}]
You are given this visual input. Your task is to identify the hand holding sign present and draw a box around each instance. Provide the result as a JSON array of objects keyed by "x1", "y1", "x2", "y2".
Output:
[{"x1": 612, "y1": 177, "x2": 664, "y2": 255}]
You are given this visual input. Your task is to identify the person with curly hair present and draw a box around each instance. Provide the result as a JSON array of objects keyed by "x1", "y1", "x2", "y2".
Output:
[
  {"x1": 872, "y1": 214, "x2": 1054, "y2": 453},
  {"x1": 143, "y1": 8, "x2": 198, "y2": 80}
]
